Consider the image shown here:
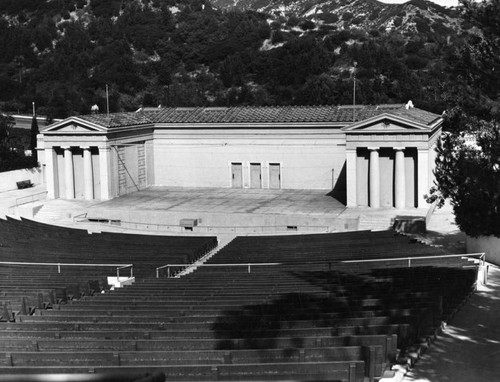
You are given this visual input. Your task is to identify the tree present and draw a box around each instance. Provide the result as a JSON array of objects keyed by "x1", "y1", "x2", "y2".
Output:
[
  {"x1": 426, "y1": 1, "x2": 500, "y2": 237},
  {"x1": 428, "y1": 122, "x2": 500, "y2": 237},
  {"x1": 295, "y1": 74, "x2": 339, "y2": 105},
  {"x1": 30, "y1": 114, "x2": 39, "y2": 163},
  {"x1": 0, "y1": 113, "x2": 15, "y2": 154}
]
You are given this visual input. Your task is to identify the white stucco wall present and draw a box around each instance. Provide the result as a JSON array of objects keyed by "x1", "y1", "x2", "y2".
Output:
[
  {"x1": 153, "y1": 128, "x2": 347, "y2": 190},
  {"x1": 0, "y1": 167, "x2": 42, "y2": 192},
  {"x1": 466, "y1": 235, "x2": 500, "y2": 267}
]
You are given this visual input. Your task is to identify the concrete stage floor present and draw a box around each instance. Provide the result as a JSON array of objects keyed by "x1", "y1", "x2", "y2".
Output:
[{"x1": 91, "y1": 187, "x2": 347, "y2": 216}]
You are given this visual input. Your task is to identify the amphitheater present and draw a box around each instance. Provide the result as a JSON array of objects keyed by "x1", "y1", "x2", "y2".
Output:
[{"x1": 0, "y1": 105, "x2": 499, "y2": 382}]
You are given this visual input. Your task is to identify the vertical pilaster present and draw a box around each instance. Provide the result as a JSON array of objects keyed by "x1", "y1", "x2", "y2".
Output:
[
  {"x1": 369, "y1": 147, "x2": 380, "y2": 208},
  {"x1": 417, "y1": 149, "x2": 430, "y2": 208},
  {"x1": 346, "y1": 149, "x2": 358, "y2": 207},
  {"x1": 62, "y1": 147, "x2": 74, "y2": 199},
  {"x1": 99, "y1": 146, "x2": 111, "y2": 200},
  {"x1": 44, "y1": 147, "x2": 57, "y2": 199},
  {"x1": 82, "y1": 147, "x2": 94, "y2": 200},
  {"x1": 394, "y1": 147, "x2": 406, "y2": 209}
]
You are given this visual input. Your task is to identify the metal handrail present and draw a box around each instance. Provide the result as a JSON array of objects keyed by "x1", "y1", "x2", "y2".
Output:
[
  {"x1": 156, "y1": 253, "x2": 486, "y2": 279},
  {"x1": 0, "y1": 261, "x2": 133, "y2": 277},
  {"x1": 156, "y1": 262, "x2": 281, "y2": 278},
  {"x1": 339, "y1": 252, "x2": 486, "y2": 268},
  {"x1": 72, "y1": 212, "x2": 88, "y2": 222},
  {"x1": 7, "y1": 191, "x2": 48, "y2": 213},
  {"x1": 116, "y1": 264, "x2": 134, "y2": 278}
]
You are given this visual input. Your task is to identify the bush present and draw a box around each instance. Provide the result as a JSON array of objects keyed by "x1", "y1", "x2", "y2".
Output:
[
  {"x1": 271, "y1": 29, "x2": 285, "y2": 44},
  {"x1": 299, "y1": 20, "x2": 315, "y2": 31},
  {"x1": 393, "y1": 16, "x2": 403, "y2": 28},
  {"x1": 405, "y1": 55, "x2": 428, "y2": 69},
  {"x1": 342, "y1": 12, "x2": 353, "y2": 22},
  {"x1": 318, "y1": 13, "x2": 339, "y2": 24},
  {"x1": 351, "y1": 16, "x2": 364, "y2": 25}
]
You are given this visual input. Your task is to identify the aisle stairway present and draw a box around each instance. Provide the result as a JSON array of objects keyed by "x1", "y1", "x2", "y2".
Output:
[{"x1": 175, "y1": 236, "x2": 236, "y2": 277}]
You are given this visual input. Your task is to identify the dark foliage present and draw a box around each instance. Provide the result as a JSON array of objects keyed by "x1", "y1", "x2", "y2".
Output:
[
  {"x1": 0, "y1": 114, "x2": 37, "y2": 171},
  {"x1": 0, "y1": 151, "x2": 37, "y2": 172},
  {"x1": 30, "y1": 115, "x2": 38, "y2": 162},
  {"x1": 429, "y1": 123, "x2": 500, "y2": 237},
  {"x1": 0, "y1": 0, "x2": 485, "y2": 119},
  {"x1": 425, "y1": 1, "x2": 500, "y2": 237}
]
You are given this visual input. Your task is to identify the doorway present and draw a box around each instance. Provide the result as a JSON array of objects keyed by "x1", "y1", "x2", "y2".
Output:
[
  {"x1": 231, "y1": 162, "x2": 243, "y2": 188},
  {"x1": 269, "y1": 163, "x2": 281, "y2": 189},
  {"x1": 250, "y1": 163, "x2": 262, "y2": 189}
]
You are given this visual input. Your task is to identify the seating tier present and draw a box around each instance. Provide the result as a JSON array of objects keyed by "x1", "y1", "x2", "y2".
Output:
[{"x1": 0, "y1": 226, "x2": 480, "y2": 382}]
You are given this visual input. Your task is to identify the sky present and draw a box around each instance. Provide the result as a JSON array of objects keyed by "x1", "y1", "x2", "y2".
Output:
[{"x1": 378, "y1": 0, "x2": 460, "y2": 6}]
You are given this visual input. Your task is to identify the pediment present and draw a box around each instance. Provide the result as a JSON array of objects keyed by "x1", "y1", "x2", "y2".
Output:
[
  {"x1": 342, "y1": 113, "x2": 430, "y2": 133},
  {"x1": 42, "y1": 117, "x2": 107, "y2": 134}
]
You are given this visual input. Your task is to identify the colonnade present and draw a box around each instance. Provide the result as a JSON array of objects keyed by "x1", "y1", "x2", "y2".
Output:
[
  {"x1": 368, "y1": 147, "x2": 407, "y2": 209},
  {"x1": 346, "y1": 145, "x2": 431, "y2": 209},
  {"x1": 45, "y1": 146, "x2": 111, "y2": 200}
]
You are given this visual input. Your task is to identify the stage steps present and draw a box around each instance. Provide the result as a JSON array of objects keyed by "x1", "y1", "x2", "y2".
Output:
[
  {"x1": 358, "y1": 214, "x2": 394, "y2": 231},
  {"x1": 34, "y1": 201, "x2": 89, "y2": 223}
]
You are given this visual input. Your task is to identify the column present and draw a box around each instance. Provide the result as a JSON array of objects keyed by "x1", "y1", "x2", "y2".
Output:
[
  {"x1": 417, "y1": 149, "x2": 430, "y2": 208},
  {"x1": 346, "y1": 149, "x2": 357, "y2": 207},
  {"x1": 394, "y1": 147, "x2": 406, "y2": 209},
  {"x1": 44, "y1": 147, "x2": 57, "y2": 199},
  {"x1": 99, "y1": 146, "x2": 111, "y2": 200},
  {"x1": 368, "y1": 147, "x2": 380, "y2": 208},
  {"x1": 63, "y1": 146, "x2": 74, "y2": 199},
  {"x1": 82, "y1": 147, "x2": 94, "y2": 200}
]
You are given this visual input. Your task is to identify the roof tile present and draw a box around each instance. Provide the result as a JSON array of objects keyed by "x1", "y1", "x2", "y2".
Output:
[{"x1": 75, "y1": 105, "x2": 441, "y2": 128}]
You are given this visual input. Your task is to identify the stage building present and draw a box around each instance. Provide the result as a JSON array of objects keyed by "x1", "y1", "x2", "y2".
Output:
[{"x1": 37, "y1": 103, "x2": 442, "y2": 209}]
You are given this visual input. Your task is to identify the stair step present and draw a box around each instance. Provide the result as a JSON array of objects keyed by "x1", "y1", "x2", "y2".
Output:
[{"x1": 176, "y1": 237, "x2": 236, "y2": 277}]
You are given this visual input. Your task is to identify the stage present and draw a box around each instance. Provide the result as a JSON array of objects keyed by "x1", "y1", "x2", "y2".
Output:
[{"x1": 84, "y1": 187, "x2": 355, "y2": 234}]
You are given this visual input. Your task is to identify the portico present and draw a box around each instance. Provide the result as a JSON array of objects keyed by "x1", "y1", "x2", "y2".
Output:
[
  {"x1": 43, "y1": 145, "x2": 107, "y2": 200},
  {"x1": 343, "y1": 112, "x2": 442, "y2": 208}
]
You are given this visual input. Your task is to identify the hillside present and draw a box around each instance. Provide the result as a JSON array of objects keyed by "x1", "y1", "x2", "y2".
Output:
[
  {"x1": 0, "y1": 0, "x2": 479, "y2": 121},
  {"x1": 211, "y1": 0, "x2": 464, "y2": 37}
]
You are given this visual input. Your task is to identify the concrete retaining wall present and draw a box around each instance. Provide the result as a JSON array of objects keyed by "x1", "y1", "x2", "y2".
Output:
[
  {"x1": 86, "y1": 208, "x2": 359, "y2": 234},
  {"x1": 0, "y1": 167, "x2": 41, "y2": 192},
  {"x1": 466, "y1": 235, "x2": 500, "y2": 266}
]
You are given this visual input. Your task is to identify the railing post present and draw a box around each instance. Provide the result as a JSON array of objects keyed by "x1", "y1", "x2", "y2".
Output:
[
  {"x1": 156, "y1": 267, "x2": 160, "y2": 278},
  {"x1": 408, "y1": 258, "x2": 411, "y2": 268},
  {"x1": 248, "y1": 263, "x2": 251, "y2": 273},
  {"x1": 167, "y1": 267, "x2": 170, "y2": 278},
  {"x1": 57, "y1": 263, "x2": 61, "y2": 273},
  {"x1": 117, "y1": 268, "x2": 120, "y2": 279}
]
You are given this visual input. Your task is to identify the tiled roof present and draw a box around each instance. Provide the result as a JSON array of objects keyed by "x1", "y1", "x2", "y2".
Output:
[
  {"x1": 76, "y1": 105, "x2": 441, "y2": 128},
  {"x1": 388, "y1": 107, "x2": 442, "y2": 125},
  {"x1": 78, "y1": 112, "x2": 153, "y2": 128}
]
